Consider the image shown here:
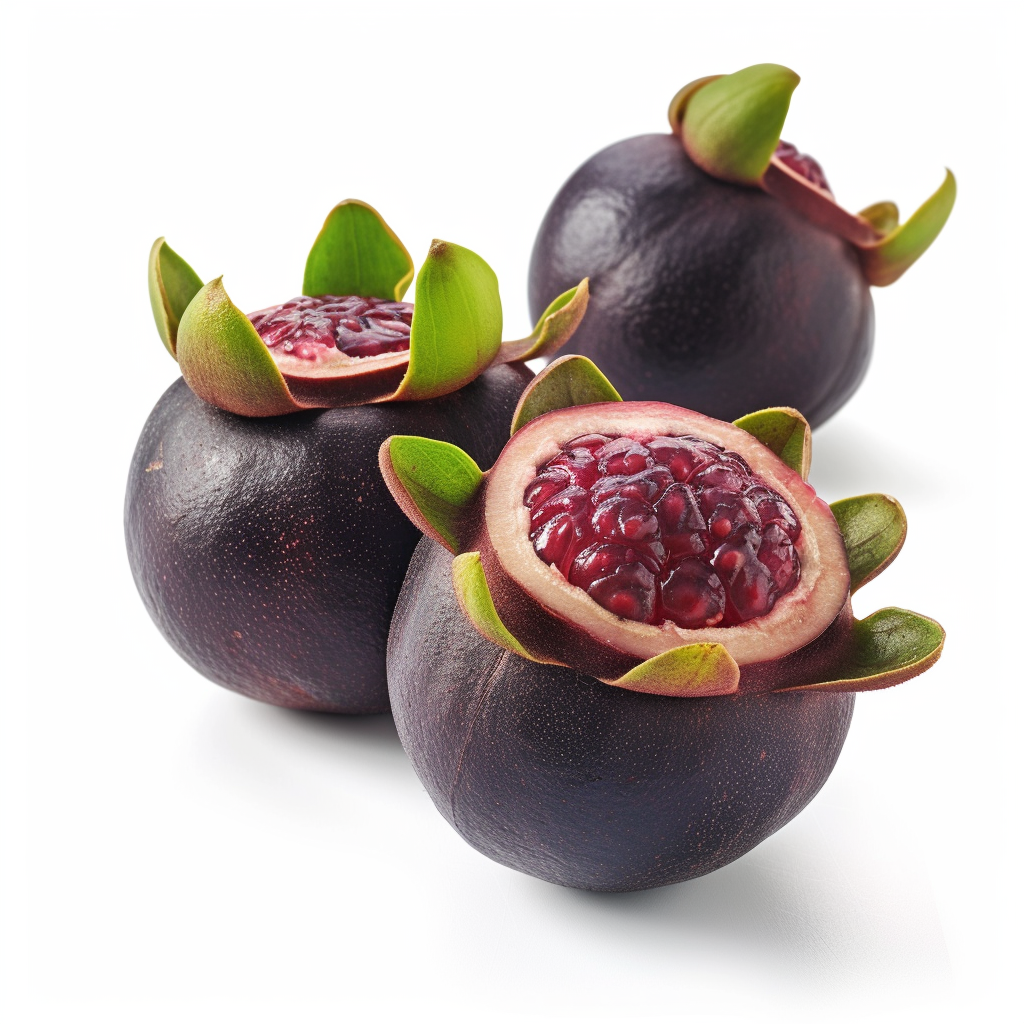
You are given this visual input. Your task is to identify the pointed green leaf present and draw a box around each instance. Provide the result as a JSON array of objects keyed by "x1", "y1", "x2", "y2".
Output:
[
  {"x1": 379, "y1": 436, "x2": 482, "y2": 553},
  {"x1": 682, "y1": 63, "x2": 800, "y2": 185},
  {"x1": 452, "y1": 551, "x2": 535, "y2": 659},
  {"x1": 778, "y1": 607, "x2": 944, "y2": 693},
  {"x1": 667, "y1": 75, "x2": 723, "y2": 135},
  {"x1": 148, "y1": 238, "x2": 203, "y2": 358},
  {"x1": 511, "y1": 355, "x2": 622, "y2": 435},
  {"x1": 859, "y1": 170, "x2": 956, "y2": 287},
  {"x1": 302, "y1": 199, "x2": 414, "y2": 300},
  {"x1": 858, "y1": 201, "x2": 900, "y2": 236},
  {"x1": 493, "y1": 279, "x2": 590, "y2": 365},
  {"x1": 176, "y1": 278, "x2": 300, "y2": 417},
  {"x1": 390, "y1": 240, "x2": 503, "y2": 402},
  {"x1": 605, "y1": 644, "x2": 740, "y2": 697},
  {"x1": 733, "y1": 407, "x2": 811, "y2": 479},
  {"x1": 830, "y1": 494, "x2": 907, "y2": 592}
]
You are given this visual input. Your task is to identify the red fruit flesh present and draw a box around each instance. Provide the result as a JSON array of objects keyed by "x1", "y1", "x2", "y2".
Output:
[
  {"x1": 525, "y1": 434, "x2": 801, "y2": 628},
  {"x1": 249, "y1": 295, "x2": 413, "y2": 359},
  {"x1": 774, "y1": 140, "x2": 831, "y2": 195}
]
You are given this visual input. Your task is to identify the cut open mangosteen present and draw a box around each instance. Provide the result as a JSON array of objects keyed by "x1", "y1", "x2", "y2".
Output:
[
  {"x1": 128, "y1": 201, "x2": 589, "y2": 713},
  {"x1": 380, "y1": 355, "x2": 944, "y2": 698}
]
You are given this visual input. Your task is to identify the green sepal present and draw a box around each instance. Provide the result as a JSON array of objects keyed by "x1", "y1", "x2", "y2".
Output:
[
  {"x1": 830, "y1": 494, "x2": 907, "y2": 592},
  {"x1": 148, "y1": 238, "x2": 203, "y2": 358},
  {"x1": 733, "y1": 407, "x2": 811, "y2": 479},
  {"x1": 493, "y1": 279, "x2": 590, "y2": 365},
  {"x1": 378, "y1": 436, "x2": 482, "y2": 553},
  {"x1": 510, "y1": 355, "x2": 622, "y2": 435},
  {"x1": 391, "y1": 240, "x2": 503, "y2": 402},
  {"x1": 859, "y1": 170, "x2": 956, "y2": 287},
  {"x1": 451, "y1": 551, "x2": 537, "y2": 660},
  {"x1": 777, "y1": 608, "x2": 944, "y2": 693},
  {"x1": 682, "y1": 63, "x2": 800, "y2": 185},
  {"x1": 858, "y1": 201, "x2": 900, "y2": 236},
  {"x1": 302, "y1": 199, "x2": 414, "y2": 301},
  {"x1": 605, "y1": 644, "x2": 740, "y2": 697},
  {"x1": 667, "y1": 75, "x2": 723, "y2": 135},
  {"x1": 176, "y1": 278, "x2": 300, "y2": 417}
]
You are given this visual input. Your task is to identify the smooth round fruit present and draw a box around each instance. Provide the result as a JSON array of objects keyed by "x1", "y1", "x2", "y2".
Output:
[
  {"x1": 125, "y1": 363, "x2": 531, "y2": 714},
  {"x1": 388, "y1": 539, "x2": 855, "y2": 891},
  {"x1": 528, "y1": 135, "x2": 874, "y2": 426}
]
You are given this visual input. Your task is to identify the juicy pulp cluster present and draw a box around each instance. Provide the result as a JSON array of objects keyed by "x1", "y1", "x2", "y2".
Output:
[
  {"x1": 524, "y1": 434, "x2": 802, "y2": 629},
  {"x1": 774, "y1": 140, "x2": 831, "y2": 194},
  {"x1": 249, "y1": 295, "x2": 413, "y2": 359}
]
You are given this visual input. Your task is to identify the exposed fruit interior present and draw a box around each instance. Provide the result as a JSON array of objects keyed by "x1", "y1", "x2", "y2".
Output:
[
  {"x1": 774, "y1": 140, "x2": 831, "y2": 195},
  {"x1": 524, "y1": 434, "x2": 802, "y2": 629},
  {"x1": 249, "y1": 295, "x2": 413, "y2": 360}
]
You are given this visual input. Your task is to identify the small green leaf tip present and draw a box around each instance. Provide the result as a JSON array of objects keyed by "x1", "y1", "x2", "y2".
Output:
[
  {"x1": 391, "y1": 240, "x2": 503, "y2": 402},
  {"x1": 859, "y1": 170, "x2": 956, "y2": 287},
  {"x1": 667, "y1": 75, "x2": 723, "y2": 135},
  {"x1": 379, "y1": 436, "x2": 482, "y2": 553},
  {"x1": 511, "y1": 355, "x2": 622, "y2": 435},
  {"x1": 494, "y1": 279, "x2": 590, "y2": 365},
  {"x1": 452, "y1": 552, "x2": 535, "y2": 660},
  {"x1": 176, "y1": 278, "x2": 299, "y2": 417},
  {"x1": 858, "y1": 201, "x2": 900, "y2": 236},
  {"x1": 682, "y1": 63, "x2": 800, "y2": 185},
  {"x1": 733, "y1": 407, "x2": 811, "y2": 479},
  {"x1": 302, "y1": 199, "x2": 414, "y2": 300},
  {"x1": 830, "y1": 494, "x2": 907, "y2": 593},
  {"x1": 606, "y1": 644, "x2": 740, "y2": 697},
  {"x1": 148, "y1": 238, "x2": 203, "y2": 358},
  {"x1": 778, "y1": 608, "x2": 944, "y2": 693}
]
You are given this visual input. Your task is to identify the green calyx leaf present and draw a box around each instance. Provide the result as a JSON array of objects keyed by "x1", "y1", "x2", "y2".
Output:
[
  {"x1": 733, "y1": 407, "x2": 811, "y2": 479},
  {"x1": 148, "y1": 238, "x2": 203, "y2": 358},
  {"x1": 302, "y1": 199, "x2": 414, "y2": 300},
  {"x1": 391, "y1": 240, "x2": 503, "y2": 402},
  {"x1": 682, "y1": 63, "x2": 800, "y2": 185},
  {"x1": 830, "y1": 494, "x2": 907, "y2": 592},
  {"x1": 176, "y1": 278, "x2": 300, "y2": 417},
  {"x1": 379, "y1": 436, "x2": 482, "y2": 553},
  {"x1": 510, "y1": 355, "x2": 622, "y2": 435},
  {"x1": 605, "y1": 644, "x2": 740, "y2": 697},
  {"x1": 667, "y1": 75, "x2": 723, "y2": 135},
  {"x1": 451, "y1": 551, "x2": 536, "y2": 659},
  {"x1": 859, "y1": 170, "x2": 956, "y2": 287},
  {"x1": 858, "y1": 201, "x2": 900, "y2": 235},
  {"x1": 493, "y1": 279, "x2": 590, "y2": 365},
  {"x1": 778, "y1": 607, "x2": 944, "y2": 693}
]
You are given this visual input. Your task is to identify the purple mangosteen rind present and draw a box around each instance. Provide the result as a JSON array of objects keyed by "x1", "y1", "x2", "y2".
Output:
[
  {"x1": 388, "y1": 535, "x2": 857, "y2": 891},
  {"x1": 148, "y1": 198, "x2": 590, "y2": 417},
  {"x1": 379, "y1": 355, "x2": 944, "y2": 698}
]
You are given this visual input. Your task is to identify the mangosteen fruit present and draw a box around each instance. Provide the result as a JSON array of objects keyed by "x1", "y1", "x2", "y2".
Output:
[
  {"x1": 379, "y1": 356, "x2": 944, "y2": 888},
  {"x1": 126, "y1": 200, "x2": 589, "y2": 713},
  {"x1": 528, "y1": 63, "x2": 956, "y2": 426}
]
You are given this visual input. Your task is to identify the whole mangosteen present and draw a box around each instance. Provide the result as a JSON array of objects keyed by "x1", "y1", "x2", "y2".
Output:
[
  {"x1": 380, "y1": 356, "x2": 944, "y2": 888},
  {"x1": 125, "y1": 201, "x2": 588, "y2": 713},
  {"x1": 528, "y1": 64, "x2": 956, "y2": 426}
]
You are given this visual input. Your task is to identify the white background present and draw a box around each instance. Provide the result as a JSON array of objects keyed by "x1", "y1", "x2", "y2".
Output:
[{"x1": 1, "y1": 2, "x2": 1019, "y2": 1021}]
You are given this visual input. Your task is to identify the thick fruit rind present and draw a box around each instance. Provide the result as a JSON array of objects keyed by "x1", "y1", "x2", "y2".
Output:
[
  {"x1": 156, "y1": 201, "x2": 589, "y2": 416},
  {"x1": 671, "y1": 63, "x2": 955, "y2": 285},
  {"x1": 380, "y1": 357, "x2": 944, "y2": 697}
]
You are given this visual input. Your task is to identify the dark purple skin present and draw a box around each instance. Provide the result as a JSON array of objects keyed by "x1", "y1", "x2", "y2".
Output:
[
  {"x1": 388, "y1": 539, "x2": 855, "y2": 891},
  {"x1": 528, "y1": 135, "x2": 874, "y2": 427},
  {"x1": 125, "y1": 364, "x2": 531, "y2": 714}
]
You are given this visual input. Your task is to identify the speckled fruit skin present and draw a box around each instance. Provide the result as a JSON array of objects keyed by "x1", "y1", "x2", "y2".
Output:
[
  {"x1": 388, "y1": 539, "x2": 855, "y2": 891},
  {"x1": 125, "y1": 364, "x2": 531, "y2": 714},
  {"x1": 528, "y1": 135, "x2": 874, "y2": 427}
]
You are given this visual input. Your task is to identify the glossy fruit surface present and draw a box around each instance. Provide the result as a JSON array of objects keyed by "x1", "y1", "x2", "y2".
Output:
[
  {"x1": 388, "y1": 538, "x2": 855, "y2": 891},
  {"x1": 126, "y1": 365, "x2": 531, "y2": 713},
  {"x1": 528, "y1": 64, "x2": 955, "y2": 427},
  {"x1": 528, "y1": 133, "x2": 874, "y2": 426}
]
